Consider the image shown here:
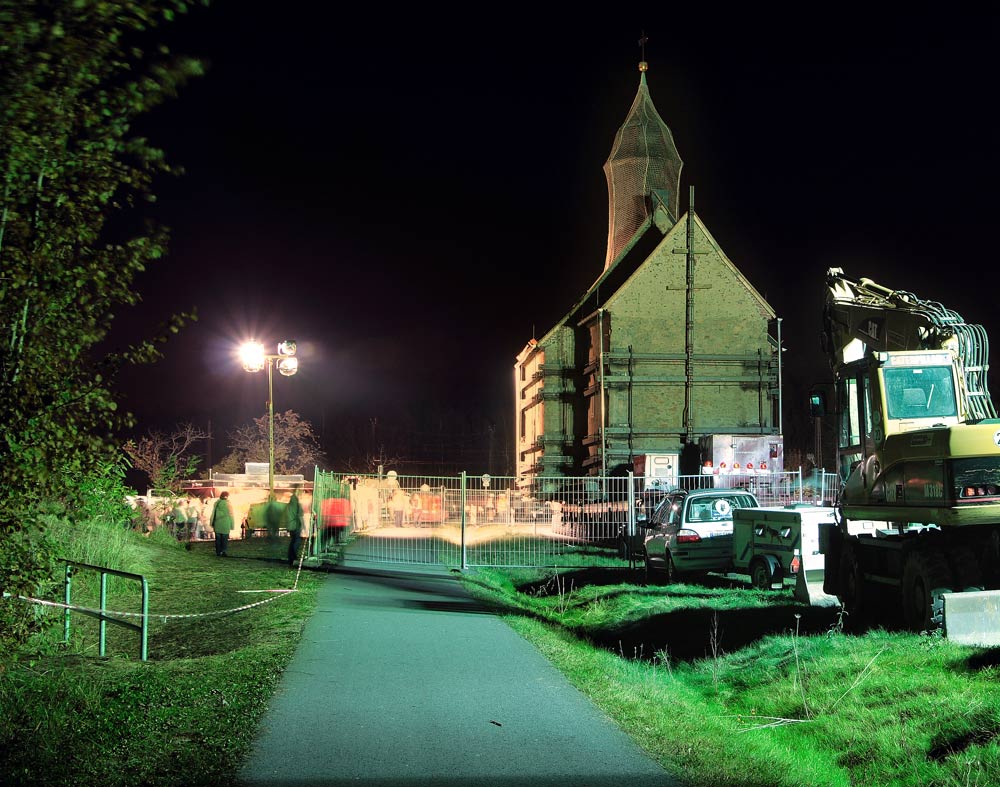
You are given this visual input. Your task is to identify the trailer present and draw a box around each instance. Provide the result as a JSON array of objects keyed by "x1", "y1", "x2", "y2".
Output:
[
  {"x1": 699, "y1": 435, "x2": 783, "y2": 477},
  {"x1": 632, "y1": 453, "x2": 679, "y2": 491},
  {"x1": 731, "y1": 504, "x2": 839, "y2": 606}
]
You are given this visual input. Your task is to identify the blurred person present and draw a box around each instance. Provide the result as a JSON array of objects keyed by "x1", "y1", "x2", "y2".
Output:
[
  {"x1": 497, "y1": 493, "x2": 510, "y2": 523},
  {"x1": 286, "y1": 487, "x2": 304, "y2": 565},
  {"x1": 202, "y1": 498, "x2": 213, "y2": 536},
  {"x1": 265, "y1": 492, "x2": 283, "y2": 538},
  {"x1": 186, "y1": 498, "x2": 201, "y2": 539},
  {"x1": 133, "y1": 499, "x2": 155, "y2": 533},
  {"x1": 169, "y1": 500, "x2": 187, "y2": 539},
  {"x1": 390, "y1": 488, "x2": 407, "y2": 527},
  {"x1": 211, "y1": 492, "x2": 234, "y2": 557}
]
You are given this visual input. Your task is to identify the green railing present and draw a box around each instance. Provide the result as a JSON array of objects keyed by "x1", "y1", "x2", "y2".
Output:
[{"x1": 63, "y1": 560, "x2": 150, "y2": 661}]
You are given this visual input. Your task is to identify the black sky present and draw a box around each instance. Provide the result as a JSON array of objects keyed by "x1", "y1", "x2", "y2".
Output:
[{"x1": 110, "y1": 2, "x2": 999, "y2": 465}]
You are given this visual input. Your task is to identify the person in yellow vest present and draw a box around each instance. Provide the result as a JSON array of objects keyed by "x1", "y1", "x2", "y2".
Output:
[{"x1": 211, "y1": 491, "x2": 234, "y2": 557}]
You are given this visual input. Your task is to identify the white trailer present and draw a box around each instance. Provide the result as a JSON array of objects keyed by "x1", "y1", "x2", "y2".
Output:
[{"x1": 732, "y1": 505, "x2": 839, "y2": 606}]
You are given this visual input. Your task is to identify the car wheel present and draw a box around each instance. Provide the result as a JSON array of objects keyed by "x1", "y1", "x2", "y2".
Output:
[
  {"x1": 664, "y1": 552, "x2": 677, "y2": 584},
  {"x1": 750, "y1": 558, "x2": 772, "y2": 590},
  {"x1": 644, "y1": 553, "x2": 659, "y2": 585}
]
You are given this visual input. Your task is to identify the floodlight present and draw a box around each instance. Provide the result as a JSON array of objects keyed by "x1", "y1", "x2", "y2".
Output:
[
  {"x1": 277, "y1": 356, "x2": 298, "y2": 377},
  {"x1": 239, "y1": 341, "x2": 266, "y2": 372},
  {"x1": 236, "y1": 337, "x2": 301, "y2": 496}
]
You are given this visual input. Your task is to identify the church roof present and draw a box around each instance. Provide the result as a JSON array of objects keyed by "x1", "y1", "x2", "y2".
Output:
[{"x1": 603, "y1": 66, "x2": 683, "y2": 270}]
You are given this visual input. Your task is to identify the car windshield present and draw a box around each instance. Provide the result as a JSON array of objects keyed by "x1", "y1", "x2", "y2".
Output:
[{"x1": 685, "y1": 494, "x2": 757, "y2": 522}]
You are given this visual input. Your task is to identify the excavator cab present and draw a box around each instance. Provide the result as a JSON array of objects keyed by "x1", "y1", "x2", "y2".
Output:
[
  {"x1": 835, "y1": 348, "x2": 993, "y2": 524},
  {"x1": 881, "y1": 354, "x2": 960, "y2": 422}
]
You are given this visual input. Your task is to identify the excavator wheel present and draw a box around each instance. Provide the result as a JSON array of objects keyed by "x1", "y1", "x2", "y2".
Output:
[
  {"x1": 985, "y1": 530, "x2": 1000, "y2": 587},
  {"x1": 949, "y1": 545, "x2": 984, "y2": 592},
  {"x1": 837, "y1": 542, "x2": 865, "y2": 624},
  {"x1": 901, "y1": 551, "x2": 953, "y2": 632}
]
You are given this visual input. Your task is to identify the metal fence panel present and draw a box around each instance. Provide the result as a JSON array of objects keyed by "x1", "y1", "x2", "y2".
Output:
[{"x1": 311, "y1": 468, "x2": 835, "y2": 570}]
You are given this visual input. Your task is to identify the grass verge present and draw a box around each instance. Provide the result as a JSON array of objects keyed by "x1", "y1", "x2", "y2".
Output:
[
  {"x1": 463, "y1": 565, "x2": 1000, "y2": 787},
  {"x1": 0, "y1": 533, "x2": 324, "y2": 786}
]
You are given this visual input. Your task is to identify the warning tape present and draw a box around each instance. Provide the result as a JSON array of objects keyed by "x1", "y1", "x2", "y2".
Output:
[
  {"x1": 1, "y1": 531, "x2": 316, "y2": 623},
  {"x1": 4, "y1": 590, "x2": 294, "y2": 622}
]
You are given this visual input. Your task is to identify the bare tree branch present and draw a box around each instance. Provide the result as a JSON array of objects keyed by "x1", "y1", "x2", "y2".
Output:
[{"x1": 123, "y1": 422, "x2": 209, "y2": 491}]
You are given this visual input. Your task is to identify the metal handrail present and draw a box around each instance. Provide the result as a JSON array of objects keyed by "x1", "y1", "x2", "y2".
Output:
[{"x1": 63, "y1": 560, "x2": 149, "y2": 661}]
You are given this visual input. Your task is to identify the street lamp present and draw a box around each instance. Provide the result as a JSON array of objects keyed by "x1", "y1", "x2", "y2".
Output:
[{"x1": 240, "y1": 339, "x2": 299, "y2": 494}]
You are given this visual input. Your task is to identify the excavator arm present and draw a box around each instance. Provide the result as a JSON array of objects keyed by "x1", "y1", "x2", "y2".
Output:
[{"x1": 823, "y1": 267, "x2": 995, "y2": 422}]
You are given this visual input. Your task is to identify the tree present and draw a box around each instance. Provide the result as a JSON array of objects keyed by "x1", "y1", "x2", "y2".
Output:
[
  {"x1": 217, "y1": 410, "x2": 325, "y2": 476},
  {"x1": 0, "y1": 1, "x2": 206, "y2": 654},
  {"x1": 327, "y1": 416, "x2": 405, "y2": 474},
  {"x1": 123, "y1": 422, "x2": 209, "y2": 492}
]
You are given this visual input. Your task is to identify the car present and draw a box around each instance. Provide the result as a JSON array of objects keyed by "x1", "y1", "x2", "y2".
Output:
[{"x1": 639, "y1": 487, "x2": 759, "y2": 582}]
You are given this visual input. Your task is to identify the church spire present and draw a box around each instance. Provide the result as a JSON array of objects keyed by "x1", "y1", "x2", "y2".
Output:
[{"x1": 602, "y1": 45, "x2": 683, "y2": 270}]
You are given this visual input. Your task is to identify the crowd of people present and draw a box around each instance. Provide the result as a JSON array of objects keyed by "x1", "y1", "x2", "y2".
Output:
[{"x1": 128, "y1": 488, "x2": 308, "y2": 566}]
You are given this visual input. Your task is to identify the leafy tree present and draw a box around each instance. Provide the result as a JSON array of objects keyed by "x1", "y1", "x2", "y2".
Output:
[
  {"x1": 217, "y1": 410, "x2": 325, "y2": 476},
  {"x1": 0, "y1": 1, "x2": 206, "y2": 655},
  {"x1": 123, "y1": 421, "x2": 209, "y2": 491}
]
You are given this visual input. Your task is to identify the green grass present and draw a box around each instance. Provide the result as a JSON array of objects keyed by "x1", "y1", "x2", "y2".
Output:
[
  {"x1": 6, "y1": 528, "x2": 1000, "y2": 787},
  {"x1": 0, "y1": 533, "x2": 323, "y2": 787},
  {"x1": 463, "y1": 566, "x2": 1000, "y2": 787}
]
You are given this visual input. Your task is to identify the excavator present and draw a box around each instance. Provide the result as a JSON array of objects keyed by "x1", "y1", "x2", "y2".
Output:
[{"x1": 820, "y1": 268, "x2": 1000, "y2": 637}]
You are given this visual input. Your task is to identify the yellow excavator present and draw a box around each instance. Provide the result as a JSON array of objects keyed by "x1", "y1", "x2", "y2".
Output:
[{"x1": 821, "y1": 268, "x2": 1000, "y2": 637}]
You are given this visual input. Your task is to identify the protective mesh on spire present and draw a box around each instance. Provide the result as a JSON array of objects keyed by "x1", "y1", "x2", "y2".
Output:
[{"x1": 603, "y1": 72, "x2": 683, "y2": 270}]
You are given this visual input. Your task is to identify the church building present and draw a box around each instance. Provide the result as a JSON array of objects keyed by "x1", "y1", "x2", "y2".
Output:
[{"x1": 514, "y1": 61, "x2": 781, "y2": 482}]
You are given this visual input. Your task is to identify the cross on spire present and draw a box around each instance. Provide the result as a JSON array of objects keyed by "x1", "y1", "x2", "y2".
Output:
[{"x1": 638, "y1": 31, "x2": 649, "y2": 72}]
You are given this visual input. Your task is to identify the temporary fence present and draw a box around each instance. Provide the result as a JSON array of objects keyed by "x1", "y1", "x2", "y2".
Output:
[{"x1": 310, "y1": 468, "x2": 841, "y2": 570}]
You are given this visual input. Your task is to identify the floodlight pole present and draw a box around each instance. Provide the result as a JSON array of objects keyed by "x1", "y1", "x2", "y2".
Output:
[
  {"x1": 267, "y1": 358, "x2": 275, "y2": 495},
  {"x1": 240, "y1": 339, "x2": 297, "y2": 498}
]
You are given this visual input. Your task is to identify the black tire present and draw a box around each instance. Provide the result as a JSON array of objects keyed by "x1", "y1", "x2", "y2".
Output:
[
  {"x1": 750, "y1": 558, "x2": 772, "y2": 590},
  {"x1": 949, "y1": 545, "x2": 984, "y2": 592},
  {"x1": 617, "y1": 535, "x2": 630, "y2": 561},
  {"x1": 901, "y1": 551, "x2": 953, "y2": 632},
  {"x1": 838, "y1": 543, "x2": 865, "y2": 622},
  {"x1": 644, "y1": 553, "x2": 663, "y2": 586},
  {"x1": 664, "y1": 552, "x2": 678, "y2": 584}
]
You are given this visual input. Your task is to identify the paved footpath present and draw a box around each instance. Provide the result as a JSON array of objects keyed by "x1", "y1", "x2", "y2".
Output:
[{"x1": 238, "y1": 555, "x2": 678, "y2": 787}]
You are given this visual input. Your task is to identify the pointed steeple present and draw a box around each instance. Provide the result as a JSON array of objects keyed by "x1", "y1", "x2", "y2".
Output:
[{"x1": 603, "y1": 59, "x2": 683, "y2": 270}]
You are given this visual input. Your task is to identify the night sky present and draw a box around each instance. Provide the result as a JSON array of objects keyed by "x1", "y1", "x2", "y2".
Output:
[{"x1": 108, "y1": 3, "x2": 998, "y2": 468}]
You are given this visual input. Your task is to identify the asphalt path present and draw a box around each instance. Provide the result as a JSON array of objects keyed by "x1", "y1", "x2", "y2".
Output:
[{"x1": 237, "y1": 554, "x2": 677, "y2": 787}]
